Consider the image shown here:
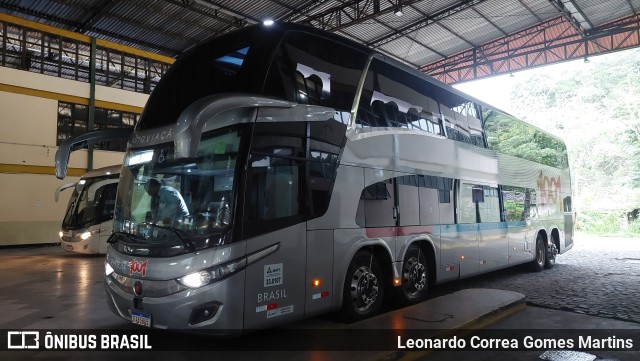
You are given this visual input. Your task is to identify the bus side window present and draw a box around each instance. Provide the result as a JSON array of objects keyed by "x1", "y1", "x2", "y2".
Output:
[
  {"x1": 246, "y1": 152, "x2": 304, "y2": 221},
  {"x1": 397, "y1": 175, "x2": 419, "y2": 226},
  {"x1": 478, "y1": 186, "x2": 500, "y2": 223},
  {"x1": 458, "y1": 183, "x2": 499, "y2": 223},
  {"x1": 244, "y1": 126, "x2": 306, "y2": 238},
  {"x1": 265, "y1": 31, "x2": 368, "y2": 112},
  {"x1": 359, "y1": 179, "x2": 395, "y2": 228},
  {"x1": 99, "y1": 183, "x2": 118, "y2": 222},
  {"x1": 459, "y1": 183, "x2": 477, "y2": 224},
  {"x1": 502, "y1": 186, "x2": 527, "y2": 222},
  {"x1": 356, "y1": 58, "x2": 441, "y2": 133}
]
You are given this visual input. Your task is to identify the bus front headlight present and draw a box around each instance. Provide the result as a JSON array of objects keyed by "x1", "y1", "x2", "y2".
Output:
[
  {"x1": 80, "y1": 231, "x2": 93, "y2": 240},
  {"x1": 177, "y1": 257, "x2": 247, "y2": 289},
  {"x1": 178, "y1": 271, "x2": 211, "y2": 288}
]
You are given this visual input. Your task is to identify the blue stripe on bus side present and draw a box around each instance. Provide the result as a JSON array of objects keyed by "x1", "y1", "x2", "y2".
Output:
[{"x1": 437, "y1": 222, "x2": 508, "y2": 233}]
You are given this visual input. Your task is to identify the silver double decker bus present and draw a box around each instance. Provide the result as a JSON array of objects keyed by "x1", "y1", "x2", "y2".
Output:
[{"x1": 91, "y1": 23, "x2": 572, "y2": 332}]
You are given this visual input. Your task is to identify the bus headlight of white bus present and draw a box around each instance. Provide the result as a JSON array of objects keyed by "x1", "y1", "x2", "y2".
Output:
[
  {"x1": 80, "y1": 231, "x2": 96, "y2": 240},
  {"x1": 177, "y1": 257, "x2": 248, "y2": 289}
]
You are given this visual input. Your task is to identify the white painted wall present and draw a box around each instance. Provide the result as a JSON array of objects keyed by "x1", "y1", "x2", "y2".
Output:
[{"x1": 0, "y1": 68, "x2": 147, "y2": 245}]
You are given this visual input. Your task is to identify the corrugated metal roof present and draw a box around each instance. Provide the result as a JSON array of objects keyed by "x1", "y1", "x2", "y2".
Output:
[
  {"x1": 437, "y1": 7, "x2": 503, "y2": 46},
  {"x1": 524, "y1": 0, "x2": 562, "y2": 21},
  {"x1": 578, "y1": 0, "x2": 631, "y2": 27},
  {"x1": 474, "y1": 0, "x2": 538, "y2": 35},
  {"x1": 0, "y1": 0, "x2": 636, "y2": 70}
]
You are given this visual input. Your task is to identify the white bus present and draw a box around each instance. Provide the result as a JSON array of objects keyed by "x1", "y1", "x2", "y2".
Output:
[
  {"x1": 73, "y1": 23, "x2": 572, "y2": 333},
  {"x1": 55, "y1": 165, "x2": 120, "y2": 254},
  {"x1": 54, "y1": 128, "x2": 131, "y2": 255}
]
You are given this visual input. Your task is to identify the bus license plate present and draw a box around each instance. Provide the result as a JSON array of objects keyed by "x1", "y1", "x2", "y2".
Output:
[{"x1": 131, "y1": 312, "x2": 151, "y2": 327}]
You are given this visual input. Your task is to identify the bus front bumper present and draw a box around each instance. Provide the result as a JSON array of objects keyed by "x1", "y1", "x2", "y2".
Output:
[
  {"x1": 61, "y1": 238, "x2": 100, "y2": 254},
  {"x1": 104, "y1": 272, "x2": 245, "y2": 333}
]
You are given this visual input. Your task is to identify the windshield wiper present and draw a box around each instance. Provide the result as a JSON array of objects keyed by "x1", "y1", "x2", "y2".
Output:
[
  {"x1": 144, "y1": 223, "x2": 195, "y2": 252},
  {"x1": 107, "y1": 231, "x2": 148, "y2": 244}
]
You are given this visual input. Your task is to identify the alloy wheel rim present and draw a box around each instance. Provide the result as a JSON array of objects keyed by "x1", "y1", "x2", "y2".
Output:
[
  {"x1": 403, "y1": 257, "x2": 426, "y2": 295},
  {"x1": 350, "y1": 265, "x2": 379, "y2": 312}
]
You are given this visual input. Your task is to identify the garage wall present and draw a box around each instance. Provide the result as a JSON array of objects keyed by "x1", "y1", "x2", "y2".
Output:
[{"x1": 0, "y1": 67, "x2": 148, "y2": 246}]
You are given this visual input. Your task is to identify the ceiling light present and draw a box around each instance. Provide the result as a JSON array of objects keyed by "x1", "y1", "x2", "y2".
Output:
[
  {"x1": 263, "y1": 19, "x2": 274, "y2": 26},
  {"x1": 394, "y1": 8, "x2": 403, "y2": 16}
]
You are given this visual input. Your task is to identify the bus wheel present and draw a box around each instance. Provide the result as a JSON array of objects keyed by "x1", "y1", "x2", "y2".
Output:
[
  {"x1": 546, "y1": 236, "x2": 558, "y2": 269},
  {"x1": 531, "y1": 233, "x2": 545, "y2": 272},
  {"x1": 396, "y1": 244, "x2": 428, "y2": 305},
  {"x1": 342, "y1": 250, "x2": 384, "y2": 321}
]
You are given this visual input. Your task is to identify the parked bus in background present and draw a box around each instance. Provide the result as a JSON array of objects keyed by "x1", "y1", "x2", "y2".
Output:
[
  {"x1": 57, "y1": 22, "x2": 572, "y2": 333},
  {"x1": 54, "y1": 128, "x2": 131, "y2": 255},
  {"x1": 55, "y1": 165, "x2": 120, "y2": 254}
]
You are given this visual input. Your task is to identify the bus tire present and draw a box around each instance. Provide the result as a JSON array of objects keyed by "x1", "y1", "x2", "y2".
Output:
[
  {"x1": 531, "y1": 233, "x2": 545, "y2": 272},
  {"x1": 546, "y1": 234, "x2": 558, "y2": 269},
  {"x1": 342, "y1": 250, "x2": 384, "y2": 322},
  {"x1": 395, "y1": 244, "x2": 428, "y2": 305}
]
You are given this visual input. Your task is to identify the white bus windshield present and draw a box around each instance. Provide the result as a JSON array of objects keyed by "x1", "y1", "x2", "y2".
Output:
[{"x1": 62, "y1": 177, "x2": 118, "y2": 229}]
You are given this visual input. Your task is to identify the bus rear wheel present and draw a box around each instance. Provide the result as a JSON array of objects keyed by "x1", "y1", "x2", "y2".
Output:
[
  {"x1": 396, "y1": 244, "x2": 428, "y2": 305},
  {"x1": 342, "y1": 250, "x2": 384, "y2": 322},
  {"x1": 531, "y1": 233, "x2": 545, "y2": 272},
  {"x1": 546, "y1": 235, "x2": 558, "y2": 269}
]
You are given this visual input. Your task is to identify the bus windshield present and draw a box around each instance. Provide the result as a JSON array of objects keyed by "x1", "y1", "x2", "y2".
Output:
[
  {"x1": 114, "y1": 126, "x2": 244, "y2": 250},
  {"x1": 62, "y1": 177, "x2": 118, "y2": 229}
]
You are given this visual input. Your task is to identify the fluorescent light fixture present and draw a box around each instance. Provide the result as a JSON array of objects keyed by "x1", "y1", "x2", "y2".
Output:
[
  {"x1": 394, "y1": 8, "x2": 403, "y2": 16},
  {"x1": 263, "y1": 19, "x2": 274, "y2": 26}
]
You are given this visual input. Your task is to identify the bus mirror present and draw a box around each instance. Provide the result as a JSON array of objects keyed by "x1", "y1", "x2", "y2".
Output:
[{"x1": 55, "y1": 128, "x2": 132, "y2": 179}]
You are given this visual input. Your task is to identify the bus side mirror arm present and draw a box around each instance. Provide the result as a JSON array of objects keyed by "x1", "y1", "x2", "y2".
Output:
[
  {"x1": 173, "y1": 94, "x2": 293, "y2": 160},
  {"x1": 55, "y1": 128, "x2": 133, "y2": 179}
]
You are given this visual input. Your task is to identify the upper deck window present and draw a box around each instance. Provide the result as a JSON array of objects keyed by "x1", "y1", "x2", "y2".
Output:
[
  {"x1": 356, "y1": 59, "x2": 486, "y2": 148},
  {"x1": 484, "y1": 110, "x2": 569, "y2": 169},
  {"x1": 356, "y1": 59, "x2": 443, "y2": 136},
  {"x1": 138, "y1": 27, "x2": 280, "y2": 130},
  {"x1": 214, "y1": 46, "x2": 250, "y2": 72},
  {"x1": 264, "y1": 31, "x2": 368, "y2": 113}
]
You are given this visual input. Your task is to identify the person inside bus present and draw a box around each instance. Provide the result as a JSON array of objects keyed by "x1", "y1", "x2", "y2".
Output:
[{"x1": 144, "y1": 178, "x2": 189, "y2": 225}]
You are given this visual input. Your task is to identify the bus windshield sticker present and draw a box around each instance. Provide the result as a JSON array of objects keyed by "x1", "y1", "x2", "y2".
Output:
[
  {"x1": 264, "y1": 263, "x2": 283, "y2": 287},
  {"x1": 214, "y1": 142, "x2": 226, "y2": 154}
]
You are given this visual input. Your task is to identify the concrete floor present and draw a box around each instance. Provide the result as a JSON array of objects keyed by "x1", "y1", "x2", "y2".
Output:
[{"x1": 1, "y1": 243, "x2": 639, "y2": 361}]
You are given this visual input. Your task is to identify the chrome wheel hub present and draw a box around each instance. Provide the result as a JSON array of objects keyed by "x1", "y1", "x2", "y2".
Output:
[
  {"x1": 351, "y1": 266, "x2": 379, "y2": 311},
  {"x1": 404, "y1": 258, "x2": 426, "y2": 294}
]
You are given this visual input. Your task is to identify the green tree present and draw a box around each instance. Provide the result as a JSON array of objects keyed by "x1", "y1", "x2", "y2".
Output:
[{"x1": 508, "y1": 49, "x2": 640, "y2": 212}]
